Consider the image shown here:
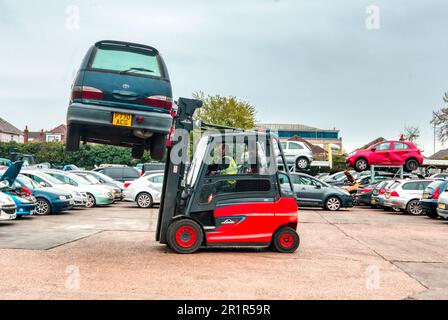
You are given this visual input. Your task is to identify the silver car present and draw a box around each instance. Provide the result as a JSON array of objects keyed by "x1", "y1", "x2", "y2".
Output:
[
  {"x1": 383, "y1": 179, "x2": 435, "y2": 215},
  {"x1": 278, "y1": 141, "x2": 313, "y2": 170}
]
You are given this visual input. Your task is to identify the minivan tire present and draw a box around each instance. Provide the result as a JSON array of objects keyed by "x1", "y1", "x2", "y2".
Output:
[
  {"x1": 66, "y1": 125, "x2": 80, "y2": 152},
  {"x1": 132, "y1": 147, "x2": 144, "y2": 159},
  {"x1": 150, "y1": 133, "x2": 167, "y2": 161}
]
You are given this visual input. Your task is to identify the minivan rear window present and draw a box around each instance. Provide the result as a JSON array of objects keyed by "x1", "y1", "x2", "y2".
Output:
[{"x1": 91, "y1": 47, "x2": 162, "y2": 77}]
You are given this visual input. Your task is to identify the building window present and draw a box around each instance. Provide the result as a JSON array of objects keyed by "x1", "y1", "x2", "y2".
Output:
[
  {"x1": 46, "y1": 134, "x2": 62, "y2": 142},
  {"x1": 10, "y1": 135, "x2": 14, "y2": 142}
]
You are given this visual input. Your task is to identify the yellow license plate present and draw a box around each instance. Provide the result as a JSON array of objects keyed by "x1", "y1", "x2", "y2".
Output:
[
  {"x1": 112, "y1": 113, "x2": 132, "y2": 127},
  {"x1": 438, "y1": 203, "x2": 445, "y2": 209},
  {"x1": 371, "y1": 199, "x2": 376, "y2": 204}
]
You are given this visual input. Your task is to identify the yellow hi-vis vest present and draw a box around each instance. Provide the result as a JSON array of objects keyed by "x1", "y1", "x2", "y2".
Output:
[{"x1": 222, "y1": 156, "x2": 238, "y2": 175}]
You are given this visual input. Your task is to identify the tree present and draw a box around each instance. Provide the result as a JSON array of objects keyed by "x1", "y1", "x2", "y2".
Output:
[
  {"x1": 192, "y1": 92, "x2": 257, "y2": 130},
  {"x1": 400, "y1": 125, "x2": 420, "y2": 143},
  {"x1": 431, "y1": 92, "x2": 448, "y2": 142}
]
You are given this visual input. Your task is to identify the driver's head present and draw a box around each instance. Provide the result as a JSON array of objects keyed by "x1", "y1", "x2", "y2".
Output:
[{"x1": 219, "y1": 143, "x2": 231, "y2": 157}]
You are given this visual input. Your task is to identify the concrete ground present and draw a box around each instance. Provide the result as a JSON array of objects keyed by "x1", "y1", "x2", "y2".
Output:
[{"x1": 0, "y1": 202, "x2": 447, "y2": 300}]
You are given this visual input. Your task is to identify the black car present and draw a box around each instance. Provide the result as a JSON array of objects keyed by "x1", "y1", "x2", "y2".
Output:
[
  {"x1": 66, "y1": 40, "x2": 173, "y2": 160},
  {"x1": 93, "y1": 166, "x2": 140, "y2": 182}
]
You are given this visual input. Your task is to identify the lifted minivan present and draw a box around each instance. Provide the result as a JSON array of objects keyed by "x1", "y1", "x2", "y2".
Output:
[{"x1": 66, "y1": 40, "x2": 173, "y2": 160}]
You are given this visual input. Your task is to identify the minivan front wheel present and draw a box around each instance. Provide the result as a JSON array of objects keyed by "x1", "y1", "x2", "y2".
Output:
[
  {"x1": 149, "y1": 133, "x2": 167, "y2": 161},
  {"x1": 66, "y1": 125, "x2": 81, "y2": 151}
]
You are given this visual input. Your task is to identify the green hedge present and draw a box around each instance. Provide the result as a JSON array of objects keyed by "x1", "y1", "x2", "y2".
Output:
[{"x1": 0, "y1": 142, "x2": 153, "y2": 169}]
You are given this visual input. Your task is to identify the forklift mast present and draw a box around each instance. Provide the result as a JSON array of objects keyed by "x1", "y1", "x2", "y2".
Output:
[{"x1": 156, "y1": 97, "x2": 203, "y2": 243}]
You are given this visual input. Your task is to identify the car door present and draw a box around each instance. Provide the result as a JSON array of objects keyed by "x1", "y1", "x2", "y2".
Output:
[
  {"x1": 369, "y1": 142, "x2": 391, "y2": 165},
  {"x1": 391, "y1": 142, "x2": 411, "y2": 165},
  {"x1": 294, "y1": 175, "x2": 321, "y2": 206}
]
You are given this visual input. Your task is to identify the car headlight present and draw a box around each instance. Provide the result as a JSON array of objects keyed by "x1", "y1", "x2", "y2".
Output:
[
  {"x1": 74, "y1": 191, "x2": 81, "y2": 196},
  {"x1": 59, "y1": 195, "x2": 68, "y2": 200}
]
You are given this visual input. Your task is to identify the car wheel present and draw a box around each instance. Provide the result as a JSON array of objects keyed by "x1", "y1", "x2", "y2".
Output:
[
  {"x1": 35, "y1": 198, "x2": 51, "y2": 215},
  {"x1": 149, "y1": 133, "x2": 167, "y2": 161},
  {"x1": 325, "y1": 196, "x2": 341, "y2": 211},
  {"x1": 407, "y1": 199, "x2": 423, "y2": 215},
  {"x1": 405, "y1": 159, "x2": 419, "y2": 172},
  {"x1": 86, "y1": 193, "x2": 96, "y2": 208},
  {"x1": 272, "y1": 227, "x2": 300, "y2": 253},
  {"x1": 354, "y1": 158, "x2": 368, "y2": 172},
  {"x1": 136, "y1": 192, "x2": 153, "y2": 208},
  {"x1": 296, "y1": 157, "x2": 310, "y2": 171},
  {"x1": 132, "y1": 147, "x2": 144, "y2": 159},
  {"x1": 167, "y1": 219, "x2": 203, "y2": 254},
  {"x1": 391, "y1": 207, "x2": 401, "y2": 212},
  {"x1": 66, "y1": 125, "x2": 80, "y2": 152}
]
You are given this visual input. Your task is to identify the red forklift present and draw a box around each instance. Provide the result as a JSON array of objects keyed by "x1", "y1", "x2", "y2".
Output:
[{"x1": 156, "y1": 98, "x2": 300, "y2": 254}]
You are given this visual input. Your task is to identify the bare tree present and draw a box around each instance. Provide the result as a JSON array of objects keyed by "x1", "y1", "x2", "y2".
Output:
[
  {"x1": 431, "y1": 92, "x2": 448, "y2": 142},
  {"x1": 401, "y1": 125, "x2": 420, "y2": 143}
]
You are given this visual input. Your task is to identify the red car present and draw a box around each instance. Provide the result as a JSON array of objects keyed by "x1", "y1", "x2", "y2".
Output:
[{"x1": 346, "y1": 140, "x2": 423, "y2": 172}]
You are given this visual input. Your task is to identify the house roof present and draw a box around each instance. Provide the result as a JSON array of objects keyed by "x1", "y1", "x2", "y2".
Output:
[
  {"x1": 429, "y1": 149, "x2": 448, "y2": 160},
  {"x1": 257, "y1": 123, "x2": 339, "y2": 133},
  {"x1": 0, "y1": 117, "x2": 23, "y2": 135},
  {"x1": 49, "y1": 124, "x2": 67, "y2": 134},
  {"x1": 288, "y1": 135, "x2": 327, "y2": 154},
  {"x1": 357, "y1": 137, "x2": 386, "y2": 151}
]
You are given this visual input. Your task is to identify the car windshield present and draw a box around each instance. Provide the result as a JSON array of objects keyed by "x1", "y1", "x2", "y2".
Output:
[
  {"x1": 16, "y1": 175, "x2": 40, "y2": 189},
  {"x1": 78, "y1": 174, "x2": 101, "y2": 185},
  {"x1": 91, "y1": 47, "x2": 162, "y2": 77},
  {"x1": 66, "y1": 173, "x2": 94, "y2": 185},
  {"x1": 37, "y1": 172, "x2": 65, "y2": 185},
  {"x1": 90, "y1": 171, "x2": 115, "y2": 183}
]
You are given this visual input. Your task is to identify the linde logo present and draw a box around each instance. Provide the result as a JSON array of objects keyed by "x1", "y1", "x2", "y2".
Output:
[{"x1": 222, "y1": 219, "x2": 235, "y2": 225}]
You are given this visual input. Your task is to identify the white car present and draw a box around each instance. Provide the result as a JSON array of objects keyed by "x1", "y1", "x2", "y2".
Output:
[
  {"x1": 436, "y1": 190, "x2": 448, "y2": 219},
  {"x1": 277, "y1": 141, "x2": 313, "y2": 170},
  {"x1": 21, "y1": 170, "x2": 88, "y2": 207},
  {"x1": 0, "y1": 191, "x2": 17, "y2": 220},
  {"x1": 383, "y1": 179, "x2": 435, "y2": 215},
  {"x1": 123, "y1": 172, "x2": 163, "y2": 208}
]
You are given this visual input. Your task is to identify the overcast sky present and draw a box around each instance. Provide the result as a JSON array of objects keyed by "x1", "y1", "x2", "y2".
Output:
[{"x1": 0, "y1": 0, "x2": 447, "y2": 155}]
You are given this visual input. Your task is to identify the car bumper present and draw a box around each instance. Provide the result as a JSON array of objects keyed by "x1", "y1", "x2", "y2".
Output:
[
  {"x1": 437, "y1": 205, "x2": 448, "y2": 219},
  {"x1": 67, "y1": 102, "x2": 172, "y2": 135},
  {"x1": 420, "y1": 199, "x2": 437, "y2": 214},
  {"x1": 0, "y1": 205, "x2": 17, "y2": 220},
  {"x1": 370, "y1": 195, "x2": 385, "y2": 207},
  {"x1": 341, "y1": 195, "x2": 354, "y2": 208},
  {"x1": 95, "y1": 194, "x2": 114, "y2": 206},
  {"x1": 383, "y1": 197, "x2": 407, "y2": 209},
  {"x1": 355, "y1": 193, "x2": 371, "y2": 205},
  {"x1": 52, "y1": 199, "x2": 74, "y2": 213},
  {"x1": 16, "y1": 204, "x2": 37, "y2": 216}
]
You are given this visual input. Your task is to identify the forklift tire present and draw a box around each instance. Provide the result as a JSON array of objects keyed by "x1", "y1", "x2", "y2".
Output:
[
  {"x1": 167, "y1": 219, "x2": 203, "y2": 254},
  {"x1": 66, "y1": 125, "x2": 80, "y2": 152},
  {"x1": 272, "y1": 227, "x2": 300, "y2": 253},
  {"x1": 149, "y1": 134, "x2": 167, "y2": 161}
]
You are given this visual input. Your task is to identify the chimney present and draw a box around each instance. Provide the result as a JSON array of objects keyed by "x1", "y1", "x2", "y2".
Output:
[
  {"x1": 40, "y1": 129, "x2": 44, "y2": 141},
  {"x1": 24, "y1": 126, "x2": 29, "y2": 144}
]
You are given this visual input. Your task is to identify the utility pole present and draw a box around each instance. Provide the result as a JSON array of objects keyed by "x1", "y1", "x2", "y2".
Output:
[{"x1": 434, "y1": 124, "x2": 436, "y2": 155}]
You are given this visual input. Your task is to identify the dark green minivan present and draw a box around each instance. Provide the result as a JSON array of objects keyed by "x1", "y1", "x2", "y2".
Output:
[{"x1": 66, "y1": 40, "x2": 173, "y2": 160}]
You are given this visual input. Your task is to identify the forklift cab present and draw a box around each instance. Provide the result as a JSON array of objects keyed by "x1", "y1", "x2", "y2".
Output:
[{"x1": 156, "y1": 98, "x2": 300, "y2": 254}]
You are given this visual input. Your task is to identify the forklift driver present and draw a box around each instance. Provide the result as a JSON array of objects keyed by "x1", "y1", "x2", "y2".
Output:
[{"x1": 207, "y1": 143, "x2": 238, "y2": 176}]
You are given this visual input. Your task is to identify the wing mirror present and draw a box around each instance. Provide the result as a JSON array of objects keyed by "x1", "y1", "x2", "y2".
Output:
[
  {"x1": 315, "y1": 185, "x2": 322, "y2": 189},
  {"x1": 371, "y1": 148, "x2": 376, "y2": 152}
]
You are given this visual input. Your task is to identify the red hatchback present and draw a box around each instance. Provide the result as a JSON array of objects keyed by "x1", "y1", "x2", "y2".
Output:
[{"x1": 346, "y1": 140, "x2": 423, "y2": 172}]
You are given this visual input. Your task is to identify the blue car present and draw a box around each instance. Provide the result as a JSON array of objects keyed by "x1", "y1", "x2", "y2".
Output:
[
  {"x1": 420, "y1": 179, "x2": 448, "y2": 219},
  {"x1": 0, "y1": 163, "x2": 74, "y2": 216},
  {"x1": 66, "y1": 40, "x2": 173, "y2": 161},
  {"x1": 0, "y1": 162, "x2": 37, "y2": 217}
]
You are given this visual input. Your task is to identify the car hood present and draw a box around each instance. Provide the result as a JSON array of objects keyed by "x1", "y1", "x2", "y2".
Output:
[
  {"x1": 0, "y1": 161, "x2": 23, "y2": 187},
  {"x1": 0, "y1": 192, "x2": 15, "y2": 206},
  {"x1": 33, "y1": 187, "x2": 72, "y2": 197}
]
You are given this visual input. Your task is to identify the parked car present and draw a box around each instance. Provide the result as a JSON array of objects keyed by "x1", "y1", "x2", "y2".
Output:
[
  {"x1": 346, "y1": 141, "x2": 423, "y2": 172},
  {"x1": 355, "y1": 182, "x2": 382, "y2": 206},
  {"x1": 0, "y1": 191, "x2": 17, "y2": 220},
  {"x1": 277, "y1": 141, "x2": 313, "y2": 170},
  {"x1": 289, "y1": 172, "x2": 353, "y2": 211},
  {"x1": 430, "y1": 173, "x2": 448, "y2": 180},
  {"x1": 142, "y1": 162, "x2": 165, "y2": 175},
  {"x1": 342, "y1": 175, "x2": 391, "y2": 196},
  {"x1": 21, "y1": 170, "x2": 88, "y2": 208},
  {"x1": 122, "y1": 172, "x2": 163, "y2": 208},
  {"x1": 92, "y1": 166, "x2": 140, "y2": 183},
  {"x1": 0, "y1": 162, "x2": 37, "y2": 218},
  {"x1": 315, "y1": 172, "x2": 330, "y2": 180},
  {"x1": 420, "y1": 180, "x2": 447, "y2": 219},
  {"x1": 383, "y1": 179, "x2": 434, "y2": 215},
  {"x1": 66, "y1": 40, "x2": 173, "y2": 160},
  {"x1": 370, "y1": 180, "x2": 395, "y2": 208},
  {"x1": 436, "y1": 190, "x2": 448, "y2": 219},
  {"x1": 0, "y1": 158, "x2": 12, "y2": 167},
  {"x1": 42, "y1": 170, "x2": 114, "y2": 208},
  {"x1": 72, "y1": 172, "x2": 122, "y2": 201},
  {"x1": 10, "y1": 174, "x2": 74, "y2": 215},
  {"x1": 72, "y1": 170, "x2": 124, "y2": 190}
]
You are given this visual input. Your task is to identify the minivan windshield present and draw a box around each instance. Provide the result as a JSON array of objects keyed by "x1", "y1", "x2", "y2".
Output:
[{"x1": 91, "y1": 47, "x2": 162, "y2": 77}]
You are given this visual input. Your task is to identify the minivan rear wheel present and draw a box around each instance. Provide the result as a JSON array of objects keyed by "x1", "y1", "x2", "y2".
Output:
[
  {"x1": 132, "y1": 147, "x2": 144, "y2": 159},
  {"x1": 66, "y1": 125, "x2": 80, "y2": 151},
  {"x1": 296, "y1": 157, "x2": 310, "y2": 171},
  {"x1": 149, "y1": 133, "x2": 167, "y2": 161}
]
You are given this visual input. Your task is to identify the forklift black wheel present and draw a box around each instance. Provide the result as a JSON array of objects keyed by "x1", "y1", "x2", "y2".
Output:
[
  {"x1": 167, "y1": 219, "x2": 203, "y2": 254},
  {"x1": 272, "y1": 227, "x2": 300, "y2": 253}
]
